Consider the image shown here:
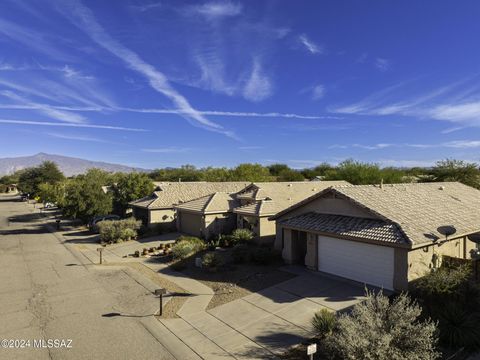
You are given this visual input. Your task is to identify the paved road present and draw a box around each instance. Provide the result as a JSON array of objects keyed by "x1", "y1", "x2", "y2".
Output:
[{"x1": 0, "y1": 194, "x2": 175, "y2": 360}]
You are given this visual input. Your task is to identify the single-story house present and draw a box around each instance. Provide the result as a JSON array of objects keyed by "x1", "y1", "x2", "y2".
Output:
[
  {"x1": 175, "y1": 192, "x2": 239, "y2": 239},
  {"x1": 233, "y1": 181, "x2": 350, "y2": 243},
  {"x1": 129, "y1": 182, "x2": 250, "y2": 228},
  {"x1": 270, "y1": 182, "x2": 480, "y2": 291}
]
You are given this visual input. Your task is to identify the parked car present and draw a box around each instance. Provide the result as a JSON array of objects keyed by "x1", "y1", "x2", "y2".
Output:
[
  {"x1": 88, "y1": 215, "x2": 120, "y2": 233},
  {"x1": 44, "y1": 202, "x2": 56, "y2": 208},
  {"x1": 20, "y1": 194, "x2": 29, "y2": 202}
]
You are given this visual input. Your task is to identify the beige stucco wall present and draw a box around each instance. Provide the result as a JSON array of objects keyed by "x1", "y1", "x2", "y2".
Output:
[
  {"x1": 204, "y1": 213, "x2": 236, "y2": 239},
  {"x1": 408, "y1": 236, "x2": 475, "y2": 281},
  {"x1": 177, "y1": 211, "x2": 204, "y2": 237},
  {"x1": 276, "y1": 195, "x2": 379, "y2": 223},
  {"x1": 304, "y1": 233, "x2": 318, "y2": 270},
  {"x1": 149, "y1": 208, "x2": 175, "y2": 224}
]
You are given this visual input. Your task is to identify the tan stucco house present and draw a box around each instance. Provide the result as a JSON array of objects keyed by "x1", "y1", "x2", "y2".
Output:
[
  {"x1": 129, "y1": 182, "x2": 250, "y2": 228},
  {"x1": 175, "y1": 192, "x2": 239, "y2": 239},
  {"x1": 233, "y1": 181, "x2": 350, "y2": 243},
  {"x1": 270, "y1": 182, "x2": 480, "y2": 292}
]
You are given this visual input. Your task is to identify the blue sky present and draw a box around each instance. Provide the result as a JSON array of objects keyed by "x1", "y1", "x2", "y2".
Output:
[{"x1": 1, "y1": 0, "x2": 480, "y2": 169}]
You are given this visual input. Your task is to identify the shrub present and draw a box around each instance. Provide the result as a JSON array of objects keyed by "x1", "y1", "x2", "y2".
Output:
[
  {"x1": 251, "y1": 247, "x2": 280, "y2": 265},
  {"x1": 232, "y1": 244, "x2": 250, "y2": 263},
  {"x1": 171, "y1": 236, "x2": 206, "y2": 260},
  {"x1": 231, "y1": 229, "x2": 254, "y2": 245},
  {"x1": 202, "y1": 252, "x2": 224, "y2": 270},
  {"x1": 312, "y1": 308, "x2": 336, "y2": 337},
  {"x1": 414, "y1": 264, "x2": 472, "y2": 299},
  {"x1": 323, "y1": 291, "x2": 439, "y2": 360},
  {"x1": 97, "y1": 218, "x2": 141, "y2": 243}
]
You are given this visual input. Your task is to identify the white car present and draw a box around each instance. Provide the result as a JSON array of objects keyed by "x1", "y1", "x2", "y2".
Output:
[{"x1": 44, "y1": 202, "x2": 56, "y2": 208}]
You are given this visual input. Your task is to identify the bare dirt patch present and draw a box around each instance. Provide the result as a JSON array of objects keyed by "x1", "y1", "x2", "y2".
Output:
[{"x1": 108, "y1": 262, "x2": 189, "y2": 318}]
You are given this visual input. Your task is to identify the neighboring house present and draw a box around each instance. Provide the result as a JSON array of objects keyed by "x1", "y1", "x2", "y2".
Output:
[
  {"x1": 129, "y1": 182, "x2": 250, "y2": 228},
  {"x1": 175, "y1": 192, "x2": 239, "y2": 239},
  {"x1": 270, "y1": 182, "x2": 480, "y2": 291},
  {"x1": 233, "y1": 181, "x2": 350, "y2": 243},
  {"x1": 7, "y1": 184, "x2": 17, "y2": 193}
]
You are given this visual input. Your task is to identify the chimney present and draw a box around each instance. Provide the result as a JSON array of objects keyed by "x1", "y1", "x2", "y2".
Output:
[{"x1": 380, "y1": 178, "x2": 384, "y2": 189}]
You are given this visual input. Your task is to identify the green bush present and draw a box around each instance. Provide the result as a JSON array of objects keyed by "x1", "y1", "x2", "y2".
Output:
[
  {"x1": 202, "y1": 252, "x2": 224, "y2": 269},
  {"x1": 231, "y1": 229, "x2": 254, "y2": 245},
  {"x1": 312, "y1": 308, "x2": 336, "y2": 337},
  {"x1": 414, "y1": 264, "x2": 472, "y2": 299},
  {"x1": 323, "y1": 291, "x2": 439, "y2": 360},
  {"x1": 171, "y1": 236, "x2": 206, "y2": 260},
  {"x1": 97, "y1": 218, "x2": 141, "y2": 243},
  {"x1": 232, "y1": 244, "x2": 250, "y2": 263},
  {"x1": 251, "y1": 247, "x2": 280, "y2": 265}
]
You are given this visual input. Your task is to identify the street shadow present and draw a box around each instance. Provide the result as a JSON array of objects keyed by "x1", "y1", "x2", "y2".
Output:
[
  {"x1": 8, "y1": 213, "x2": 43, "y2": 223},
  {"x1": 0, "y1": 226, "x2": 48, "y2": 235},
  {"x1": 102, "y1": 312, "x2": 155, "y2": 318},
  {"x1": 237, "y1": 330, "x2": 306, "y2": 358}
]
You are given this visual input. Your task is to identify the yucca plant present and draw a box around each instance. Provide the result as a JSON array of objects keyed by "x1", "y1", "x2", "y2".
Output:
[{"x1": 311, "y1": 308, "x2": 336, "y2": 337}]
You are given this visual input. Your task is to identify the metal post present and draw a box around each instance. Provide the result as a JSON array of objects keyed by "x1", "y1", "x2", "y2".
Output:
[
  {"x1": 160, "y1": 294, "x2": 163, "y2": 316},
  {"x1": 97, "y1": 248, "x2": 103, "y2": 265}
]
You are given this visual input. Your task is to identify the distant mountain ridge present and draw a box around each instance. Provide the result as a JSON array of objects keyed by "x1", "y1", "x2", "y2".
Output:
[{"x1": 0, "y1": 153, "x2": 149, "y2": 176}]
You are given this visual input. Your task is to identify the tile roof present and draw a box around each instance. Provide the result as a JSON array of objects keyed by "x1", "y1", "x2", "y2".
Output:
[
  {"x1": 274, "y1": 182, "x2": 480, "y2": 246},
  {"x1": 174, "y1": 192, "x2": 239, "y2": 214},
  {"x1": 130, "y1": 182, "x2": 250, "y2": 209},
  {"x1": 234, "y1": 181, "x2": 350, "y2": 216},
  {"x1": 280, "y1": 212, "x2": 408, "y2": 245}
]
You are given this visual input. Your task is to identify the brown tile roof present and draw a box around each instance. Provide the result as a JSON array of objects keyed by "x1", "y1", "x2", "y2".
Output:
[
  {"x1": 130, "y1": 182, "x2": 250, "y2": 209},
  {"x1": 174, "y1": 192, "x2": 239, "y2": 214},
  {"x1": 280, "y1": 213, "x2": 409, "y2": 245},
  {"x1": 273, "y1": 182, "x2": 480, "y2": 246},
  {"x1": 234, "y1": 181, "x2": 350, "y2": 216}
]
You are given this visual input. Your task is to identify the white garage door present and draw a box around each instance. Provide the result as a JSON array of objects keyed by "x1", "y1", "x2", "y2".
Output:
[{"x1": 317, "y1": 235, "x2": 394, "y2": 290}]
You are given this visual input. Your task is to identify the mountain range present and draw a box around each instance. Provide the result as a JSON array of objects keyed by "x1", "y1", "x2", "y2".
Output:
[{"x1": 0, "y1": 153, "x2": 149, "y2": 176}]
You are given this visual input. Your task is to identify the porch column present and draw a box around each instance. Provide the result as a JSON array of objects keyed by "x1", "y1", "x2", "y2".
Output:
[
  {"x1": 304, "y1": 233, "x2": 318, "y2": 270},
  {"x1": 282, "y1": 228, "x2": 294, "y2": 264}
]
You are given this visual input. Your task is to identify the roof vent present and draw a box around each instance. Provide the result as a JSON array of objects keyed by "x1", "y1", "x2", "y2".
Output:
[
  {"x1": 288, "y1": 197, "x2": 292, "y2": 201},
  {"x1": 439, "y1": 186, "x2": 445, "y2": 190},
  {"x1": 312, "y1": 188, "x2": 316, "y2": 191},
  {"x1": 288, "y1": 184, "x2": 292, "y2": 187}
]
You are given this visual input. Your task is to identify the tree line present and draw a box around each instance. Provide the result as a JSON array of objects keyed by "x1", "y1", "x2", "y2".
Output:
[{"x1": 1, "y1": 158, "x2": 479, "y2": 222}]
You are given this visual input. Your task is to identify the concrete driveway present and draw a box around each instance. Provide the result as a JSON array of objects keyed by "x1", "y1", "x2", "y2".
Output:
[{"x1": 208, "y1": 268, "x2": 367, "y2": 356}]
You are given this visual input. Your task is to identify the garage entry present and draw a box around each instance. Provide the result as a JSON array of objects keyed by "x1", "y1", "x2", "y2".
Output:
[
  {"x1": 178, "y1": 212, "x2": 204, "y2": 237},
  {"x1": 317, "y1": 235, "x2": 394, "y2": 290}
]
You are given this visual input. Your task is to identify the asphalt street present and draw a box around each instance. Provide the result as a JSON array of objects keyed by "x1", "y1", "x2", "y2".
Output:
[{"x1": 0, "y1": 194, "x2": 176, "y2": 360}]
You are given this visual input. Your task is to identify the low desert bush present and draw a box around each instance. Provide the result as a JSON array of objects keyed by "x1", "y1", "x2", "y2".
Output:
[
  {"x1": 171, "y1": 236, "x2": 206, "y2": 260},
  {"x1": 311, "y1": 308, "x2": 336, "y2": 337},
  {"x1": 202, "y1": 252, "x2": 225, "y2": 270},
  {"x1": 231, "y1": 229, "x2": 254, "y2": 245},
  {"x1": 98, "y1": 218, "x2": 141, "y2": 243},
  {"x1": 323, "y1": 291, "x2": 439, "y2": 360}
]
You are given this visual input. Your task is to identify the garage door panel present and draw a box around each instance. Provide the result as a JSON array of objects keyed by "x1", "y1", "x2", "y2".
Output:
[{"x1": 318, "y1": 236, "x2": 394, "y2": 290}]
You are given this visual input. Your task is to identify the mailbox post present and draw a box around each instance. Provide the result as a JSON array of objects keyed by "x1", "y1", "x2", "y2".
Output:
[
  {"x1": 307, "y1": 343, "x2": 317, "y2": 360},
  {"x1": 97, "y1": 247, "x2": 104, "y2": 264},
  {"x1": 154, "y1": 288, "x2": 167, "y2": 316}
]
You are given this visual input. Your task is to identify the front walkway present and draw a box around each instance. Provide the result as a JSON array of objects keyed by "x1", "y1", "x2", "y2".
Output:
[{"x1": 37, "y1": 206, "x2": 366, "y2": 359}]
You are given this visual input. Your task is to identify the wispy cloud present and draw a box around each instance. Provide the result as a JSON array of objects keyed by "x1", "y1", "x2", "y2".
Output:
[
  {"x1": 59, "y1": 0, "x2": 234, "y2": 138},
  {"x1": 242, "y1": 59, "x2": 273, "y2": 102},
  {"x1": 191, "y1": 1, "x2": 242, "y2": 20},
  {"x1": 0, "y1": 119, "x2": 146, "y2": 131},
  {"x1": 375, "y1": 58, "x2": 390, "y2": 72},
  {"x1": 298, "y1": 34, "x2": 323, "y2": 54},
  {"x1": 329, "y1": 140, "x2": 480, "y2": 150},
  {"x1": 1, "y1": 90, "x2": 87, "y2": 124},
  {"x1": 130, "y1": 2, "x2": 162, "y2": 12},
  {"x1": 311, "y1": 84, "x2": 326, "y2": 100},
  {"x1": 330, "y1": 78, "x2": 480, "y2": 127},
  {"x1": 0, "y1": 18, "x2": 72, "y2": 60},
  {"x1": 141, "y1": 147, "x2": 190, "y2": 153},
  {"x1": 45, "y1": 132, "x2": 108, "y2": 142}
]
